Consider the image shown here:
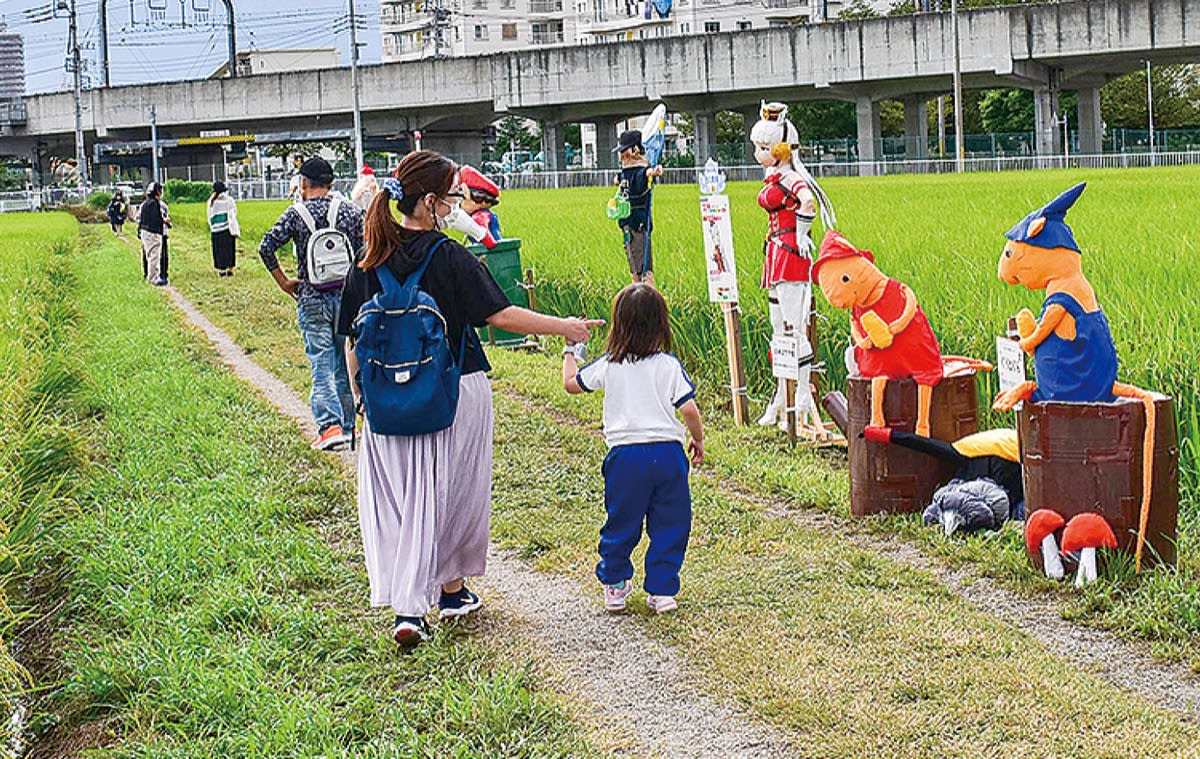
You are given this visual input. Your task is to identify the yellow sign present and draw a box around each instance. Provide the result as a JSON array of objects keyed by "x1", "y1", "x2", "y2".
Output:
[{"x1": 178, "y1": 134, "x2": 254, "y2": 146}]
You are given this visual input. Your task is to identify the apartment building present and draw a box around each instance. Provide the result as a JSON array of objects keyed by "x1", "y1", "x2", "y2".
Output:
[
  {"x1": 577, "y1": 0, "x2": 842, "y2": 43},
  {"x1": 381, "y1": 0, "x2": 578, "y2": 62},
  {"x1": 0, "y1": 24, "x2": 24, "y2": 100},
  {"x1": 379, "y1": 0, "x2": 892, "y2": 62}
]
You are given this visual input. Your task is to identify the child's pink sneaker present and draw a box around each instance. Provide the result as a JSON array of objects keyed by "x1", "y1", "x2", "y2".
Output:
[
  {"x1": 604, "y1": 580, "x2": 633, "y2": 612},
  {"x1": 646, "y1": 595, "x2": 678, "y2": 614}
]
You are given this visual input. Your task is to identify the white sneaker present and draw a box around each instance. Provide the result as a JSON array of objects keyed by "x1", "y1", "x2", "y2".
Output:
[
  {"x1": 646, "y1": 595, "x2": 678, "y2": 614},
  {"x1": 604, "y1": 580, "x2": 633, "y2": 612}
]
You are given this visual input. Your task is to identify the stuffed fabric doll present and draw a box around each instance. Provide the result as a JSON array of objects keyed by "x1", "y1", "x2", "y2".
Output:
[{"x1": 993, "y1": 183, "x2": 1158, "y2": 571}]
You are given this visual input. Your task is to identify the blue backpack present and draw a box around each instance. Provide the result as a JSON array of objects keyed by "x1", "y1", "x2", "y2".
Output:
[{"x1": 353, "y1": 238, "x2": 466, "y2": 436}]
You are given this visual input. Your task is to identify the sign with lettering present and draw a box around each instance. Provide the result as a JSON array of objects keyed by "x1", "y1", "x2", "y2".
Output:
[{"x1": 699, "y1": 194, "x2": 739, "y2": 304}]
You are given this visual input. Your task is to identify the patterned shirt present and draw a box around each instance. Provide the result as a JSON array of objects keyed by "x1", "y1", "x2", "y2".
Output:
[{"x1": 259, "y1": 194, "x2": 365, "y2": 302}]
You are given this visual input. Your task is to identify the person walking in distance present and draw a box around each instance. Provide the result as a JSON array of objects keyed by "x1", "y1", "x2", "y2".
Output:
[
  {"x1": 107, "y1": 190, "x2": 128, "y2": 240},
  {"x1": 138, "y1": 182, "x2": 168, "y2": 286},
  {"x1": 259, "y1": 157, "x2": 363, "y2": 451},
  {"x1": 207, "y1": 181, "x2": 240, "y2": 277},
  {"x1": 338, "y1": 150, "x2": 602, "y2": 646}
]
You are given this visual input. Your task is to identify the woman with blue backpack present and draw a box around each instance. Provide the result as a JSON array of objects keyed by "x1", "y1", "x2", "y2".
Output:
[{"x1": 337, "y1": 151, "x2": 602, "y2": 646}]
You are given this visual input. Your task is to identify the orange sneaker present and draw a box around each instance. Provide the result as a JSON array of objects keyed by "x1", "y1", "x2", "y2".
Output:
[{"x1": 312, "y1": 425, "x2": 350, "y2": 451}]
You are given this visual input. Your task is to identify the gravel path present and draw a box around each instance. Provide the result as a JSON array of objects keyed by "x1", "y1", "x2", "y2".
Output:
[
  {"x1": 165, "y1": 287, "x2": 799, "y2": 758},
  {"x1": 501, "y1": 387, "x2": 1200, "y2": 721}
]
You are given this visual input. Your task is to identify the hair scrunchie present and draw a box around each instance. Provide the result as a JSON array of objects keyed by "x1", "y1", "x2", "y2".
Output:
[{"x1": 384, "y1": 177, "x2": 405, "y2": 201}]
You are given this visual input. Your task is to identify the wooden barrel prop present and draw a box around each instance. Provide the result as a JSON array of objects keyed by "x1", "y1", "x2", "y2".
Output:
[
  {"x1": 1019, "y1": 396, "x2": 1178, "y2": 568},
  {"x1": 847, "y1": 373, "x2": 979, "y2": 517}
]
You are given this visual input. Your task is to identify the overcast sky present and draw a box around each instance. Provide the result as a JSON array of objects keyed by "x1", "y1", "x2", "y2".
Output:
[{"x1": 0, "y1": 0, "x2": 381, "y2": 94}]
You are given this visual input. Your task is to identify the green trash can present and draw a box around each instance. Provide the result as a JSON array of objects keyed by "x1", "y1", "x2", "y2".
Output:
[{"x1": 467, "y1": 238, "x2": 534, "y2": 348}]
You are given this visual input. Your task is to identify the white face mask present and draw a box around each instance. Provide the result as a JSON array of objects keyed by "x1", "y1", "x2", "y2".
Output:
[{"x1": 427, "y1": 195, "x2": 459, "y2": 231}]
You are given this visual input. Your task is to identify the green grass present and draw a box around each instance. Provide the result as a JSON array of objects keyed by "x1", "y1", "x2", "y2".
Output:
[
  {"x1": 484, "y1": 387, "x2": 1200, "y2": 756},
  {"x1": 0, "y1": 214, "x2": 86, "y2": 728},
  {"x1": 24, "y1": 225, "x2": 594, "y2": 755},
  {"x1": 155, "y1": 198, "x2": 1200, "y2": 753},
  {"x1": 158, "y1": 170, "x2": 1200, "y2": 667}
]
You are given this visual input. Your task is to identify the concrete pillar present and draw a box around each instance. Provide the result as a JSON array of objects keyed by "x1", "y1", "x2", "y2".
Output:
[
  {"x1": 1077, "y1": 86, "x2": 1103, "y2": 155},
  {"x1": 692, "y1": 110, "x2": 717, "y2": 166},
  {"x1": 1033, "y1": 87, "x2": 1061, "y2": 156},
  {"x1": 541, "y1": 120, "x2": 566, "y2": 172},
  {"x1": 902, "y1": 95, "x2": 929, "y2": 160},
  {"x1": 592, "y1": 118, "x2": 619, "y2": 169},
  {"x1": 855, "y1": 96, "x2": 881, "y2": 175},
  {"x1": 740, "y1": 105, "x2": 760, "y2": 165}
]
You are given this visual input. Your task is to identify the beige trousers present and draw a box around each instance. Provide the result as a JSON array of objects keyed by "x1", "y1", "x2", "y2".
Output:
[{"x1": 140, "y1": 230, "x2": 163, "y2": 282}]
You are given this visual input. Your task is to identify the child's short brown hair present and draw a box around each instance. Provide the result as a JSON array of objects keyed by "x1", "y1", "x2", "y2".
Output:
[{"x1": 606, "y1": 283, "x2": 672, "y2": 364}]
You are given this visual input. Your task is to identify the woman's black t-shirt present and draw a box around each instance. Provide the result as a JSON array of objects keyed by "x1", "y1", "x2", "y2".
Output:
[{"x1": 337, "y1": 230, "x2": 511, "y2": 375}]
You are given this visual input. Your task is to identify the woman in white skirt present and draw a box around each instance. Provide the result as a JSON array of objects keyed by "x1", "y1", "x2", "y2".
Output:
[{"x1": 338, "y1": 151, "x2": 600, "y2": 646}]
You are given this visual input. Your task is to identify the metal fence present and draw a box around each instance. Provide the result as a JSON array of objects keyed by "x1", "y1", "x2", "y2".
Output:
[
  {"x1": 494, "y1": 150, "x2": 1200, "y2": 190},
  {"x1": 10, "y1": 151, "x2": 1200, "y2": 209}
]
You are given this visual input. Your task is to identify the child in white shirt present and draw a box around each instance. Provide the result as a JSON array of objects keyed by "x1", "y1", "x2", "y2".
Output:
[{"x1": 562, "y1": 283, "x2": 704, "y2": 614}]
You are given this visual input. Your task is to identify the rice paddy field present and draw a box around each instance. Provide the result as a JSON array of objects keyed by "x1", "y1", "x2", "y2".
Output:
[
  {"x1": 173, "y1": 166, "x2": 1200, "y2": 497},
  {"x1": 157, "y1": 165, "x2": 1200, "y2": 670}
]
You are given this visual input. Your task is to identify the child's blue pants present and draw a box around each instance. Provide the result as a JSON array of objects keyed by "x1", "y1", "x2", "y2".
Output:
[{"x1": 597, "y1": 441, "x2": 692, "y2": 596}]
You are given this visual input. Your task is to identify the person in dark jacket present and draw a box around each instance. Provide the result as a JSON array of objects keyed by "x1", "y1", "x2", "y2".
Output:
[
  {"x1": 138, "y1": 182, "x2": 167, "y2": 286},
  {"x1": 107, "y1": 191, "x2": 128, "y2": 240}
]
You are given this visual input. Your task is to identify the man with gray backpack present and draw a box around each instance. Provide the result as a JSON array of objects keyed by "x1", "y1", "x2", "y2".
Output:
[{"x1": 260, "y1": 157, "x2": 364, "y2": 451}]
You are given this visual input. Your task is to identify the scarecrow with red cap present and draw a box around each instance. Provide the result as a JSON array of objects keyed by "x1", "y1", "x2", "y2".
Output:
[
  {"x1": 458, "y1": 165, "x2": 503, "y2": 250},
  {"x1": 351, "y1": 163, "x2": 380, "y2": 211},
  {"x1": 813, "y1": 229, "x2": 943, "y2": 437}
]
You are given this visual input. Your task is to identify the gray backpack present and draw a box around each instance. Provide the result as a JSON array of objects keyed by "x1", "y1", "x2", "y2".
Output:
[{"x1": 294, "y1": 197, "x2": 353, "y2": 289}]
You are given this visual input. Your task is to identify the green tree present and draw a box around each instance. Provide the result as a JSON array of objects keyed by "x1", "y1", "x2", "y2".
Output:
[
  {"x1": 1102, "y1": 65, "x2": 1199, "y2": 129},
  {"x1": 839, "y1": 0, "x2": 881, "y2": 19},
  {"x1": 493, "y1": 116, "x2": 541, "y2": 156}
]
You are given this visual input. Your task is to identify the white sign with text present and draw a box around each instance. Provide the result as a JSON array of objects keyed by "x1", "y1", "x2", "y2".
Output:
[
  {"x1": 699, "y1": 194, "x2": 739, "y2": 304},
  {"x1": 771, "y1": 335, "x2": 800, "y2": 381},
  {"x1": 996, "y1": 337, "x2": 1027, "y2": 393}
]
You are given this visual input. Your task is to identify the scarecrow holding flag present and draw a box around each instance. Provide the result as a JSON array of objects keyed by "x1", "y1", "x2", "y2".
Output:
[{"x1": 611, "y1": 105, "x2": 667, "y2": 286}]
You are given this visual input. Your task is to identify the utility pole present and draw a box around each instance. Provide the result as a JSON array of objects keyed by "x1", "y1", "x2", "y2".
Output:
[
  {"x1": 951, "y1": 0, "x2": 965, "y2": 173},
  {"x1": 68, "y1": 0, "x2": 89, "y2": 190},
  {"x1": 1146, "y1": 59, "x2": 1156, "y2": 166},
  {"x1": 150, "y1": 105, "x2": 160, "y2": 185},
  {"x1": 934, "y1": 0, "x2": 945, "y2": 159},
  {"x1": 349, "y1": 0, "x2": 365, "y2": 169}
]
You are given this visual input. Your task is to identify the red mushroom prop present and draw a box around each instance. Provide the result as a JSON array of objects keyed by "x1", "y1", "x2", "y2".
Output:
[
  {"x1": 1061, "y1": 513, "x2": 1118, "y2": 588},
  {"x1": 1025, "y1": 509, "x2": 1066, "y2": 580}
]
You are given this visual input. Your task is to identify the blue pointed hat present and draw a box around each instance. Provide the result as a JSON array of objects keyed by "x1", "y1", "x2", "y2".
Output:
[{"x1": 1005, "y1": 182, "x2": 1087, "y2": 253}]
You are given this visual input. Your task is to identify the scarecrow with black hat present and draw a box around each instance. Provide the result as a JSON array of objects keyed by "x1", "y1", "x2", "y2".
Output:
[{"x1": 613, "y1": 128, "x2": 664, "y2": 286}]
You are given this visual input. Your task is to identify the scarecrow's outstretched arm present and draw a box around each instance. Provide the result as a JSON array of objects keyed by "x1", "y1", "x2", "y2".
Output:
[
  {"x1": 888, "y1": 283, "x2": 918, "y2": 335},
  {"x1": 1019, "y1": 304, "x2": 1068, "y2": 355},
  {"x1": 993, "y1": 381, "x2": 1037, "y2": 412}
]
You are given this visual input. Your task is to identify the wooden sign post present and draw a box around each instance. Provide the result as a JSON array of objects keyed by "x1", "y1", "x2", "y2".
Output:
[{"x1": 699, "y1": 161, "x2": 750, "y2": 425}]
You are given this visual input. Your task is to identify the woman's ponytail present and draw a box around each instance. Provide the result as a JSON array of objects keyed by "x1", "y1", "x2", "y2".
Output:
[
  {"x1": 361, "y1": 189, "x2": 403, "y2": 270},
  {"x1": 358, "y1": 150, "x2": 458, "y2": 271}
]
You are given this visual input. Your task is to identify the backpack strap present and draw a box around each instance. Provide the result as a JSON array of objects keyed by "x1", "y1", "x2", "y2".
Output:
[
  {"x1": 326, "y1": 195, "x2": 342, "y2": 229},
  {"x1": 292, "y1": 201, "x2": 318, "y2": 234}
]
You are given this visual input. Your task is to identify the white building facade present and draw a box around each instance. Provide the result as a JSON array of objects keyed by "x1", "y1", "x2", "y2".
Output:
[
  {"x1": 380, "y1": 0, "x2": 894, "y2": 62},
  {"x1": 381, "y1": 0, "x2": 578, "y2": 62}
]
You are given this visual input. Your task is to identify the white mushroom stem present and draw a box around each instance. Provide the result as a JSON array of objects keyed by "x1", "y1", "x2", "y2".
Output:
[
  {"x1": 1075, "y1": 547, "x2": 1098, "y2": 588},
  {"x1": 1041, "y1": 534, "x2": 1065, "y2": 580}
]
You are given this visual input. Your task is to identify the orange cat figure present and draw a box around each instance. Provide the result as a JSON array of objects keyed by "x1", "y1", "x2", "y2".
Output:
[{"x1": 813, "y1": 231, "x2": 943, "y2": 437}]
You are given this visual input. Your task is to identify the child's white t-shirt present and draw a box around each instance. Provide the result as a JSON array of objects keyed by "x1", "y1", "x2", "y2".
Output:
[{"x1": 576, "y1": 352, "x2": 696, "y2": 448}]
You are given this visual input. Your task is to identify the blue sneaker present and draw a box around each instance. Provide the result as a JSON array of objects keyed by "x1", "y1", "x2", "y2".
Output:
[
  {"x1": 438, "y1": 586, "x2": 482, "y2": 620},
  {"x1": 392, "y1": 615, "x2": 429, "y2": 647}
]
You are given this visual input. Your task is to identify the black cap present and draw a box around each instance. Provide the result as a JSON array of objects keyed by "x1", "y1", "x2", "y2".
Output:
[
  {"x1": 212, "y1": 180, "x2": 227, "y2": 195},
  {"x1": 614, "y1": 129, "x2": 643, "y2": 153},
  {"x1": 298, "y1": 157, "x2": 335, "y2": 185}
]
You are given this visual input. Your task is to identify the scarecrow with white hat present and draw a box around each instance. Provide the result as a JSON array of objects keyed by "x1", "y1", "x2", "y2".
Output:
[{"x1": 750, "y1": 102, "x2": 836, "y2": 433}]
